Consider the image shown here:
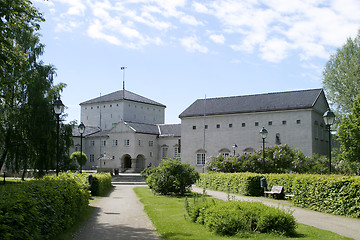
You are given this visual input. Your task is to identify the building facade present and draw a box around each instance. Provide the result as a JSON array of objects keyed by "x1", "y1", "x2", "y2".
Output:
[
  {"x1": 179, "y1": 89, "x2": 330, "y2": 172},
  {"x1": 72, "y1": 88, "x2": 331, "y2": 173},
  {"x1": 71, "y1": 90, "x2": 180, "y2": 173}
]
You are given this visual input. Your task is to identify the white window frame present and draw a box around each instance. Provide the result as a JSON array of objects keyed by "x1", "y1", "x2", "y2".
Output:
[
  {"x1": 149, "y1": 140, "x2": 154, "y2": 147},
  {"x1": 174, "y1": 146, "x2": 180, "y2": 159},
  {"x1": 124, "y1": 139, "x2": 130, "y2": 146},
  {"x1": 112, "y1": 139, "x2": 118, "y2": 146},
  {"x1": 161, "y1": 147, "x2": 168, "y2": 159},
  {"x1": 196, "y1": 153, "x2": 206, "y2": 165}
]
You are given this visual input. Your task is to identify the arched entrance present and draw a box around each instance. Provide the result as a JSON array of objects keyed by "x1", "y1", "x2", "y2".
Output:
[
  {"x1": 121, "y1": 154, "x2": 132, "y2": 172},
  {"x1": 136, "y1": 154, "x2": 146, "y2": 172}
]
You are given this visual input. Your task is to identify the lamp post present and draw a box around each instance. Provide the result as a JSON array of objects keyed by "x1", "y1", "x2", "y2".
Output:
[
  {"x1": 323, "y1": 108, "x2": 335, "y2": 174},
  {"x1": 232, "y1": 144, "x2": 238, "y2": 155},
  {"x1": 259, "y1": 127, "x2": 268, "y2": 173},
  {"x1": 54, "y1": 98, "x2": 64, "y2": 176},
  {"x1": 78, "y1": 122, "x2": 85, "y2": 173}
]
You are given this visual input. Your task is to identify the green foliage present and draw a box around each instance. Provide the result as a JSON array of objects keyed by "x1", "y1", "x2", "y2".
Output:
[
  {"x1": 206, "y1": 144, "x2": 336, "y2": 174},
  {"x1": 186, "y1": 199, "x2": 296, "y2": 236},
  {"x1": 145, "y1": 158, "x2": 200, "y2": 195},
  {"x1": 0, "y1": 0, "x2": 69, "y2": 176},
  {"x1": 70, "y1": 151, "x2": 88, "y2": 170},
  {"x1": 0, "y1": 172, "x2": 90, "y2": 240},
  {"x1": 197, "y1": 172, "x2": 360, "y2": 218},
  {"x1": 140, "y1": 166, "x2": 156, "y2": 179},
  {"x1": 89, "y1": 172, "x2": 113, "y2": 196},
  {"x1": 323, "y1": 29, "x2": 360, "y2": 116},
  {"x1": 337, "y1": 94, "x2": 360, "y2": 173}
]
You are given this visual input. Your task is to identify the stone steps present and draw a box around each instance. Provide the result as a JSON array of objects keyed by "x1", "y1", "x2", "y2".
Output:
[{"x1": 111, "y1": 173, "x2": 146, "y2": 185}]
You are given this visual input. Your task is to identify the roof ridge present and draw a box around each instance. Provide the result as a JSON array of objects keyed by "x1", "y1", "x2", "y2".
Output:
[{"x1": 199, "y1": 88, "x2": 323, "y2": 101}]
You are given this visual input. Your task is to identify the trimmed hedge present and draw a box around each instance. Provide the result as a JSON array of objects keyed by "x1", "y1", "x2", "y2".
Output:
[
  {"x1": 197, "y1": 172, "x2": 264, "y2": 196},
  {"x1": 0, "y1": 172, "x2": 90, "y2": 240},
  {"x1": 89, "y1": 172, "x2": 113, "y2": 196},
  {"x1": 197, "y1": 172, "x2": 360, "y2": 218},
  {"x1": 185, "y1": 198, "x2": 296, "y2": 236}
]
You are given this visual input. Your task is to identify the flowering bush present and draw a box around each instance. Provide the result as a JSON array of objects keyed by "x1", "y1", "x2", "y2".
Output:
[{"x1": 206, "y1": 145, "x2": 335, "y2": 174}]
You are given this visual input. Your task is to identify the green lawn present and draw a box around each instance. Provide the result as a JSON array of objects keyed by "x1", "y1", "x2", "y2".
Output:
[{"x1": 134, "y1": 187, "x2": 353, "y2": 240}]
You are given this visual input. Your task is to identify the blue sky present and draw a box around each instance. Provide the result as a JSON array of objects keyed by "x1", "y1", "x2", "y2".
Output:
[{"x1": 33, "y1": 0, "x2": 360, "y2": 124}]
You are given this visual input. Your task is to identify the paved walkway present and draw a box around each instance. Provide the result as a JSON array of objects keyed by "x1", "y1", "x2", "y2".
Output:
[
  {"x1": 192, "y1": 187, "x2": 360, "y2": 240},
  {"x1": 73, "y1": 185, "x2": 161, "y2": 240}
]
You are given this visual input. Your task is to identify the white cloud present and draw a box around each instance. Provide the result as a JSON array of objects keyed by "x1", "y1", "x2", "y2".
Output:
[
  {"x1": 180, "y1": 15, "x2": 203, "y2": 26},
  {"x1": 259, "y1": 38, "x2": 292, "y2": 63},
  {"x1": 180, "y1": 36, "x2": 208, "y2": 53},
  {"x1": 209, "y1": 34, "x2": 225, "y2": 44}
]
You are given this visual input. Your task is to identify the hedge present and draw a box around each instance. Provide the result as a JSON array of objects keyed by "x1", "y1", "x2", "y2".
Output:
[
  {"x1": 0, "y1": 172, "x2": 90, "y2": 240},
  {"x1": 197, "y1": 172, "x2": 360, "y2": 218},
  {"x1": 185, "y1": 197, "x2": 296, "y2": 236},
  {"x1": 89, "y1": 172, "x2": 113, "y2": 196}
]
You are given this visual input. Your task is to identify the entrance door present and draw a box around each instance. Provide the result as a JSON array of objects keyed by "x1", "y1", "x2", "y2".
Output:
[{"x1": 124, "y1": 156, "x2": 132, "y2": 168}]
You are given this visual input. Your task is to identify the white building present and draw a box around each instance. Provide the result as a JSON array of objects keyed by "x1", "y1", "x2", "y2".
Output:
[
  {"x1": 72, "y1": 90, "x2": 180, "y2": 173},
  {"x1": 179, "y1": 88, "x2": 330, "y2": 172},
  {"x1": 72, "y1": 88, "x2": 331, "y2": 173}
]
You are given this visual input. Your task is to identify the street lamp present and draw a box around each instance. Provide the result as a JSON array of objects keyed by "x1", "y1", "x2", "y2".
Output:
[
  {"x1": 323, "y1": 108, "x2": 335, "y2": 174},
  {"x1": 54, "y1": 98, "x2": 64, "y2": 176},
  {"x1": 78, "y1": 122, "x2": 85, "y2": 173},
  {"x1": 260, "y1": 127, "x2": 268, "y2": 173},
  {"x1": 232, "y1": 144, "x2": 238, "y2": 155}
]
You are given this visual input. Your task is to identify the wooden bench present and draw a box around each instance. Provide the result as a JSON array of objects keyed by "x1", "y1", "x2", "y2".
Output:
[{"x1": 264, "y1": 185, "x2": 284, "y2": 198}]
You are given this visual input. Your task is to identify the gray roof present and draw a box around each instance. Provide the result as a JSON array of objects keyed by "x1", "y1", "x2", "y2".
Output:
[
  {"x1": 179, "y1": 89, "x2": 324, "y2": 118},
  {"x1": 72, "y1": 126, "x2": 101, "y2": 137},
  {"x1": 126, "y1": 122, "x2": 160, "y2": 135},
  {"x1": 80, "y1": 90, "x2": 166, "y2": 107},
  {"x1": 158, "y1": 124, "x2": 181, "y2": 137}
]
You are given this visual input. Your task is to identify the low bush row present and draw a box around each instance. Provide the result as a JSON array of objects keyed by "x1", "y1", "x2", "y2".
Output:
[
  {"x1": 197, "y1": 172, "x2": 360, "y2": 218},
  {"x1": 88, "y1": 172, "x2": 113, "y2": 196},
  {"x1": 185, "y1": 197, "x2": 296, "y2": 236},
  {"x1": 0, "y1": 172, "x2": 90, "y2": 240}
]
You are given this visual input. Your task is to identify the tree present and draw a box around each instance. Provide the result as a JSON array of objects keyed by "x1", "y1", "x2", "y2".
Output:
[
  {"x1": 337, "y1": 94, "x2": 360, "y2": 174},
  {"x1": 0, "y1": 0, "x2": 70, "y2": 177},
  {"x1": 323, "y1": 30, "x2": 360, "y2": 117},
  {"x1": 70, "y1": 151, "x2": 88, "y2": 171}
]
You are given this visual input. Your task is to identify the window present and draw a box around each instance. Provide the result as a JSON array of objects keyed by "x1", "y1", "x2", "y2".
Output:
[
  {"x1": 255, "y1": 122, "x2": 259, "y2": 126},
  {"x1": 90, "y1": 140, "x2": 95, "y2": 147},
  {"x1": 90, "y1": 154, "x2": 95, "y2": 162},
  {"x1": 205, "y1": 125, "x2": 208, "y2": 129},
  {"x1": 242, "y1": 123, "x2": 246, "y2": 127},
  {"x1": 112, "y1": 139, "x2": 118, "y2": 146},
  {"x1": 196, "y1": 153, "x2": 206, "y2": 165},
  {"x1": 161, "y1": 147, "x2": 168, "y2": 159},
  {"x1": 150, "y1": 152, "x2": 153, "y2": 157},
  {"x1": 75, "y1": 147, "x2": 78, "y2": 151},
  {"x1": 110, "y1": 104, "x2": 112, "y2": 107},
  {"x1": 149, "y1": 140, "x2": 154, "y2": 147},
  {"x1": 193, "y1": 126, "x2": 196, "y2": 130},
  {"x1": 124, "y1": 139, "x2": 130, "y2": 146},
  {"x1": 112, "y1": 156, "x2": 115, "y2": 160},
  {"x1": 297, "y1": 120, "x2": 301, "y2": 124},
  {"x1": 174, "y1": 147, "x2": 180, "y2": 159},
  {"x1": 223, "y1": 152, "x2": 230, "y2": 157},
  {"x1": 282, "y1": 120, "x2": 287, "y2": 125},
  {"x1": 216, "y1": 124, "x2": 220, "y2": 129},
  {"x1": 229, "y1": 124, "x2": 233, "y2": 128},
  {"x1": 314, "y1": 121, "x2": 319, "y2": 140},
  {"x1": 101, "y1": 140, "x2": 106, "y2": 147},
  {"x1": 268, "y1": 121, "x2": 272, "y2": 126},
  {"x1": 138, "y1": 139, "x2": 143, "y2": 146}
]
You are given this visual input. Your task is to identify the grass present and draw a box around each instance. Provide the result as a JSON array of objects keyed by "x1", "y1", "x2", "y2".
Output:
[{"x1": 134, "y1": 187, "x2": 353, "y2": 240}]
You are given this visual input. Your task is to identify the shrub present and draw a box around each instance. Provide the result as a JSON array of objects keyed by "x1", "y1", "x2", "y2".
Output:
[
  {"x1": 0, "y1": 172, "x2": 90, "y2": 240},
  {"x1": 186, "y1": 198, "x2": 296, "y2": 236},
  {"x1": 89, "y1": 172, "x2": 113, "y2": 196},
  {"x1": 146, "y1": 158, "x2": 199, "y2": 195}
]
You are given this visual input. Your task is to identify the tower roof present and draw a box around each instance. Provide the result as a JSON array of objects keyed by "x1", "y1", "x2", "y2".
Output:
[{"x1": 80, "y1": 89, "x2": 166, "y2": 107}]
